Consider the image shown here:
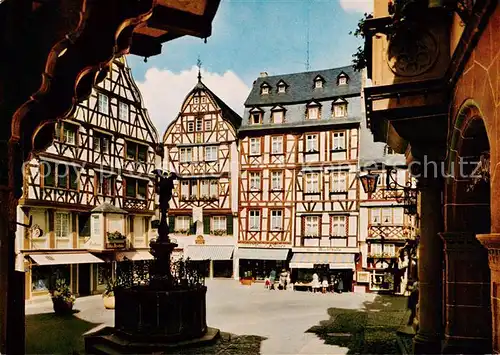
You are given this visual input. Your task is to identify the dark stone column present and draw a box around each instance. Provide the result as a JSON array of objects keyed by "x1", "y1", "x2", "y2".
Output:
[
  {"x1": 477, "y1": 234, "x2": 500, "y2": 354},
  {"x1": 440, "y1": 232, "x2": 491, "y2": 354},
  {"x1": 413, "y1": 177, "x2": 444, "y2": 354}
]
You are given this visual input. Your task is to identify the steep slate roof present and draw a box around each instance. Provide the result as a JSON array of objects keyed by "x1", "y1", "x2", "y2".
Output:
[
  {"x1": 245, "y1": 65, "x2": 361, "y2": 106},
  {"x1": 194, "y1": 80, "x2": 243, "y2": 129}
]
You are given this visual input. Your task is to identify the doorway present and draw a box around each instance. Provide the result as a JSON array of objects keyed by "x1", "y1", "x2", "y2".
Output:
[{"x1": 78, "y1": 264, "x2": 91, "y2": 296}]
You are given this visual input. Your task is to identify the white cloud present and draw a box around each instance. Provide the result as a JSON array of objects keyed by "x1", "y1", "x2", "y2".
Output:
[
  {"x1": 339, "y1": 0, "x2": 373, "y2": 13},
  {"x1": 135, "y1": 66, "x2": 250, "y2": 137}
]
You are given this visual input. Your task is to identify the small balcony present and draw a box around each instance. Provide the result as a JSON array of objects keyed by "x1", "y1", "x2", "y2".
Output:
[
  {"x1": 367, "y1": 252, "x2": 397, "y2": 259},
  {"x1": 124, "y1": 197, "x2": 147, "y2": 210},
  {"x1": 368, "y1": 224, "x2": 411, "y2": 240}
]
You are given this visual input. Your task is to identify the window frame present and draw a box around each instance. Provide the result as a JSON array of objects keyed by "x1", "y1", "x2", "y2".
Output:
[
  {"x1": 271, "y1": 110, "x2": 284, "y2": 124},
  {"x1": 332, "y1": 132, "x2": 346, "y2": 151},
  {"x1": 118, "y1": 101, "x2": 129, "y2": 120},
  {"x1": 333, "y1": 103, "x2": 347, "y2": 118},
  {"x1": 331, "y1": 171, "x2": 347, "y2": 193},
  {"x1": 270, "y1": 210, "x2": 283, "y2": 231},
  {"x1": 249, "y1": 171, "x2": 261, "y2": 191},
  {"x1": 305, "y1": 172, "x2": 320, "y2": 194},
  {"x1": 248, "y1": 210, "x2": 261, "y2": 231},
  {"x1": 97, "y1": 93, "x2": 109, "y2": 115},
  {"x1": 55, "y1": 212, "x2": 70, "y2": 239},
  {"x1": 212, "y1": 216, "x2": 227, "y2": 231},
  {"x1": 305, "y1": 134, "x2": 318, "y2": 153},
  {"x1": 179, "y1": 147, "x2": 193, "y2": 163},
  {"x1": 331, "y1": 215, "x2": 347, "y2": 237},
  {"x1": 175, "y1": 216, "x2": 191, "y2": 231},
  {"x1": 250, "y1": 112, "x2": 262, "y2": 125},
  {"x1": 187, "y1": 121, "x2": 195, "y2": 132},
  {"x1": 271, "y1": 136, "x2": 284, "y2": 155},
  {"x1": 270, "y1": 170, "x2": 283, "y2": 191},
  {"x1": 304, "y1": 215, "x2": 320, "y2": 237},
  {"x1": 204, "y1": 119, "x2": 212, "y2": 131},
  {"x1": 307, "y1": 106, "x2": 320, "y2": 120},
  {"x1": 249, "y1": 137, "x2": 261, "y2": 156},
  {"x1": 205, "y1": 146, "x2": 218, "y2": 161}
]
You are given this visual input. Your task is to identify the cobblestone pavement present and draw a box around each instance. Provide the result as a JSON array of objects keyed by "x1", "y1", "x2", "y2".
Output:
[{"x1": 25, "y1": 280, "x2": 408, "y2": 354}]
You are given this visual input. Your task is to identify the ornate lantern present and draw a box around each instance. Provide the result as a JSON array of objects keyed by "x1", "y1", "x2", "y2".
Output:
[{"x1": 359, "y1": 172, "x2": 380, "y2": 194}]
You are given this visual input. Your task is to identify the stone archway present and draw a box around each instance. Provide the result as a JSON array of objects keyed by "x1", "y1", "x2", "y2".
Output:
[{"x1": 441, "y1": 100, "x2": 492, "y2": 354}]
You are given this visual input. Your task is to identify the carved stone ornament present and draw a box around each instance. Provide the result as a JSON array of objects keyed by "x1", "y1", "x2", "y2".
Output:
[{"x1": 387, "y1": 27, "x2": 439, "y2": 77}]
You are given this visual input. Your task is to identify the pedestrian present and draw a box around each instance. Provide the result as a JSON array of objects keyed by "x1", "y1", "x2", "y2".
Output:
[
  {"x1": 338, "y1": 276, "x2": 344, "y2": 294},
  {"x1": 407, "y1": 280, "x2": 419, "y2": 326},
  {"x1": 321, "y1": 276, "x2": 328, "y2": 294},
  {"x1": 329, "y1": 274, "x2": 335, "y2": 293},
  {"x1": 286, "y1": 270, "x2": 292, "y2": 291},
  {"x1": 312, "y1": 272, "x2": 320, "y2": 293},
  {"x1": 269, "y1": 269, "x2": 276, "y2": 290},
  {"x1": 279, "y1": 269, "x2": 288, "y2": 290}
]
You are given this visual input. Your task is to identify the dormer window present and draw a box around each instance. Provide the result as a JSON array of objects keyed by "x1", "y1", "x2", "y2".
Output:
[
  {"x1": 337, "y1": 72, "x2": 349, "y2": 85},
  {"x1": 260, "y1": 83, "x2": 270, "y2": 95},
  {"x1": 306, "y1": 102, "x2": 321, "y2": 120},
  {"x1": 249, "y1": 108, "x2": 263, "y2": 125},
  {"x1": 271, "y1": 106, "x2": 285, "y2": 124},
  {"x1": 251, "y1": 113, "x2": 262, "y2": 124},
  {"x1": 333, "y1": 98, "x2": 348, "y2": 118},
  {"x1": 277, "y1": 80, "x2": 287, "y2": 93},
  {"x1": 314, "y1": 76, "x2": 324, "y2": 89}
]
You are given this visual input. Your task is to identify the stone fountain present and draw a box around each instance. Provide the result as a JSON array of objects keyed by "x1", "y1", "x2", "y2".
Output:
[{"x1": 85, "y1": 171, "x2": 219, "y2": 354}]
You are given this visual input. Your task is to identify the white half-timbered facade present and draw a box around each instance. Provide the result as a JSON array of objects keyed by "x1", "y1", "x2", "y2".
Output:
[
  {"x1": 16, "y1": 57, "x2": 160, "y2": 300},
  {"x1": 357, "y1": 152, "x2": 417, "y2": 294},
  {"x1": 238, "y1": 67, "x2": 363, "y2": 287},
  {"x1": 162, "y1": 78, "x2": 241, "y2": 278}
]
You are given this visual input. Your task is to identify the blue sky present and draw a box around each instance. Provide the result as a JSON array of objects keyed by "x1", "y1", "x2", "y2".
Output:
[{"x1": 128, "y1": 0, "x2": 372, "y2": 131}]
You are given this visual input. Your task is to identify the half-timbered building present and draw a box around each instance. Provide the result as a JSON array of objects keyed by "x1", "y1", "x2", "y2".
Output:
[
  {"x1": 16, "y1": 57, "x2": 160, "y2": 300},
  {"x1": 357, "y1": 146, "x2": 417, "y2": 294},
  {"x1": 238, "y1": 67, "x2": 363, "y2": 288},
  {"x1": 162, "y1": 77, "x2": 241, "y2": 279}
]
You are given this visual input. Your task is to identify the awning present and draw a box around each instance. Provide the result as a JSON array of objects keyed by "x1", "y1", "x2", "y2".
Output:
[
  {"x1": 29, "y1": 252, "x2": 104, "y2": 266},
  {"x1": 237, "y1": 248, "x2": 289, "y2": 261},
  {"x1": 290, "y1": 253, "x2": 355, "y2": 269},
  {"x1": 184, "y1": 245, "x2": 234, "y2": 261},
  {"x1": 116, "y1": 251, "x2": 154, "y2": 261}
]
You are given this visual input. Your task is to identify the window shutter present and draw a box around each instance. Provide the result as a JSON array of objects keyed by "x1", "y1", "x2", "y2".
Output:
[
  {"x1": 168, "y1": 216, "x2": 175, "y2": 233},
  {"x1": 226, "y1": 215, "x2": 233, "y2": 235},
  {"x1": 203, "y1": 216, "x2": 210, "y2": 234},
  {"x1": 190, "y1": 218, "x2": 196, "y2": 235}
]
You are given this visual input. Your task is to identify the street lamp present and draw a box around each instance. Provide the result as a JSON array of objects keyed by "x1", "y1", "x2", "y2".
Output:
[
  {"x1": 359, "y1": 171, "x2": 380, "y2": 194},
  {"x1": 385, "y1": 167, "x2": 418, "y2": 215}
]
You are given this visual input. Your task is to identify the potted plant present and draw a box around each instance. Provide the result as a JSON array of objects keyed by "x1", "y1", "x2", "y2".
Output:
[
  {"x1": 50, "y1": 279, "x2": 75, "y2": 315},
  {"x1": 102, "y1": 279, "x2": 116, "y2": 309}
]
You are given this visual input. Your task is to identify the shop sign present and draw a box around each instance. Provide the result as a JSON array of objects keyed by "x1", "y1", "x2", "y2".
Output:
[{"x1": 195, "y1": 235, "x2": 205, "y2": 245}]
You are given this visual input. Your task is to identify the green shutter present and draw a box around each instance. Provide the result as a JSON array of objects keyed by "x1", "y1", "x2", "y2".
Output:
[
  {"x1": 190, "y1": 218, "x2": 196, "y2": 235},
  {"x1": 203, "y1": 216, "x2": 210, "y2": 234},
  {"x1": 227, "y1": 215, "x2": 234, "y2": 235},
  {"x1": 168, "y1": 216, "x2": 175, "y2": 233}
]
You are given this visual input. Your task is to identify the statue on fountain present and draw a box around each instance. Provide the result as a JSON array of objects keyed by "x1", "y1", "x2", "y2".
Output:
[{"x1": 85, "y1": 169, "x2": 218, "y2": 354}]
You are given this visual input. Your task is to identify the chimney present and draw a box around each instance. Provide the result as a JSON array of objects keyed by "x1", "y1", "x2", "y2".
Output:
[{"x1": 260, "y1": 72, "x2": 268, "y2": 77}]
